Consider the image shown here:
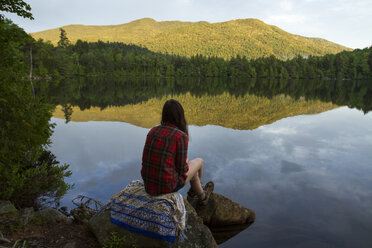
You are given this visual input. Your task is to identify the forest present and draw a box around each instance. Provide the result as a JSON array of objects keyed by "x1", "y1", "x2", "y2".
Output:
[{"x1": 9, "y1": 22, "x2": 372, "y2": 80}]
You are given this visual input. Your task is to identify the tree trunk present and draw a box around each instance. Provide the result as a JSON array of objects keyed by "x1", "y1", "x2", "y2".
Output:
[{"x1": 29, "y1": 45, "x2": 35, "y2": 98}]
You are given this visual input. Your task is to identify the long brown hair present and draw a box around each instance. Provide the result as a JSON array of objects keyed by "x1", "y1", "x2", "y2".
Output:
[{"x1": 161, "y1": 99, "x2": 188, "y2": 136}]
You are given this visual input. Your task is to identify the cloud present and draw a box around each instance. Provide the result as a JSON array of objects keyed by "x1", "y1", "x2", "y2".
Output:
[
  {"x1": 280, "y1": 160, "x2": 304, "y2": 174},
  {"x1": 259, "y1": 125, "x2": 298, "y2": 135},
  {"x1": 175, "y1": 0, "x2": 192, "y2": 5},
  {"x1": 279, "y1": 0, "x2": 294, "y2": 11},
  {"x1": 265, "y1": 14, "x2": 307, "y2": 25}
]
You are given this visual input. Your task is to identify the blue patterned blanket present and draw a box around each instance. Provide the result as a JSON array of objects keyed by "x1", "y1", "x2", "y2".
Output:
[{"x1": 107, "y1": 180, "x2": 186, "y2": 242}]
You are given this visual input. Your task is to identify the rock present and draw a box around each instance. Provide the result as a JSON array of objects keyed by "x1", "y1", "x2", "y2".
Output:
[
  {"x1": 192, "y1": 193, "x2": 255, "y2": 244},
  {"x1": 36, "y1": 208, "x2": 72, "y2": 224},
  {"x1": 63, "y1": 241, "x2": 77, "y2": 248},
  {"x1": 59, "y1": 206, "x2": 69, "y2": 216},
  {"x1": 70, "y1": 204, "x2": 95, "y2": 224},
  {"x1": 182, "y1": 199, "x2": 218, "y2": 248},
  {"x1": 193, "y1": 193, "x2": 255, "y2": 226},
  {"x1": 19, "y1": 207, "x2": 35, "y2": 226},
  {"x1": 0, "y1": 200, "x2": 17, "y2": 215},
  {"x1": 88, "y1": 199, "x2": 217, "y2": 248},
  {"x1": 0, "y1": 200, "x2": 19, "y2": 228}
]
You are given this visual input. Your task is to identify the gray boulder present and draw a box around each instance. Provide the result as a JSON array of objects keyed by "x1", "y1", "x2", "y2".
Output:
[
  {"x1": 0, "y1": 200, "x2": 17, "y2": 215},
  {"x1": 0, "y1": 200, "x2": 19, "y2": 228},
  {"x1": 190, "y1": 193, "x2": 255, "y2": 244},
  {"x1": 88, "y1": 199, "x2": 217, "y2": 248},
  {"x1": 36, "y1": 208, "x2": 72, "y2": 224},
  {"x1": 63, "y1": 241, "x2": 77, "y2": 248}
]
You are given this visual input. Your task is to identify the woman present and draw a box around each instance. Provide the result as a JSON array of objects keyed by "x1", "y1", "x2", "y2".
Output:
[{"x1": 141, "y1": 99, "x2": 213, "y2": 205}]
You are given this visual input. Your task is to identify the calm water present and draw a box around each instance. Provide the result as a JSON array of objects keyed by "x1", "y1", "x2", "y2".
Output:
[{"x1": 40, "y1": 77, "x2": 372, "y2": 247}]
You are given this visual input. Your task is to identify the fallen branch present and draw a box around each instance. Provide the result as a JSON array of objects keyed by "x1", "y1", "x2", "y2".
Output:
[
  {"x1": 72, "y1": 195, "x2": 103, "y2": 212},
  {"x1": 0, "y1": 232, "x2": 26, "y2": 248},
  {"x1": 0, "y1": 231, "x2": 11, "y2": 243}
]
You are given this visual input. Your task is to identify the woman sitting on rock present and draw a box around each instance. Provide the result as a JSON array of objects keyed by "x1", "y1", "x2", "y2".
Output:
[{"x1": 141, "y1": 99, "x2": 214, "y2": 205}]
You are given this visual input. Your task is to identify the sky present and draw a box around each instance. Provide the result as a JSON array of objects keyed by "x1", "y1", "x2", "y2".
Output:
[{"x1": 2, "y1": 0, "x2": 372, "y2": 49}]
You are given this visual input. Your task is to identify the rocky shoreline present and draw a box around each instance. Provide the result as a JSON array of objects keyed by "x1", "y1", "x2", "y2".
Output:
[
  {"x1": 0, "y1": 200, "x2": 98, "y2": 248},
  {"x1": 1, "y1": 192, "x2": 255, "y2": 248}
]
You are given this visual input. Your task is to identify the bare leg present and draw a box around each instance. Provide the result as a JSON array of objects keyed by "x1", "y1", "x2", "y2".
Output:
[{"x1": 185, "y1": 158, "x2": 204, "y2": 195}]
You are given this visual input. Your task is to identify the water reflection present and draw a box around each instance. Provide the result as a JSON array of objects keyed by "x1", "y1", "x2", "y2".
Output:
[
  {"x1": 50, "y1": 107, "x2": 372, "y2": 248},
  {"x1": 35, "y1": 77, "x2": 372, "y2": 113},
  {"x1": 280, "y1": 160, "x2": 304, "y2": 174},
  {"x1": 50, "y1": 120, "x2": 146, "y2": 205},
  {"x1": 52, "y1": 93, "x2": 336, "y2": 130}
]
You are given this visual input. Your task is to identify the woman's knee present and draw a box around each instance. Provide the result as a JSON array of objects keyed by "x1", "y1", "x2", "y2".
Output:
[
  {"x1": 191, "y1": 158, "x2": 203, "y2": 167},
  {"x1": 186, "y1": 158, "x2": 204, "y2": 182},
  {"x1": 199, "y1": 158, "x2": 204, "y2": 166},
  {"x1": 188, "y1": 158, "x2": 203, "y2": 169},
  {"x1": 197, "y1": 158, "x2": 203, "y2": 172}
]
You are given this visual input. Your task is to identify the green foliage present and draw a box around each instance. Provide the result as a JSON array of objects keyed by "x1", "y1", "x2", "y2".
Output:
[
  {"x1": 61, "y1": 104, "x2": 73, "y2": 123},
  {"x1": 10, "y1": 150, "x2": 72, "y2": 207},
  {"x1": 29, "y1": 214, "x2": 44, "y2": 225},
  {"x1": 30, "y1": 18, "x2": 349, "y2": 60},
  {"x1": 0, "y1": 77, "x2": 72, "y2": 208},
  {"x1": 0, "y1": 0, "x2": 33, "y2": 20},
  {"x1": 0, "y1": 18, "x2": 30, "y2": 79},
  {"x1": 57, "y1": 28, "x2": 70, "y2": 48},
  {"x1": 0, "y1": 19, "x2": 72, "y2": 208},
  {"x1": 103, "y1": 232, "x2": 126, "y2": 248},
  {"x1": 368, "y1": 46, "x2": 372, "y2": 72}
]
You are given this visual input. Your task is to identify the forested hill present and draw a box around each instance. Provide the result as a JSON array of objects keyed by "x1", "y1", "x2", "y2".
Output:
[{"x1": 31, "y1": 18, "x2": 350, "y2": 60}]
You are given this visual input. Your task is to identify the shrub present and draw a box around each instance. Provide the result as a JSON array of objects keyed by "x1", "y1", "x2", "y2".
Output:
[{"x1": 103, "y1": 232, "x2": 126, "y2": 248}]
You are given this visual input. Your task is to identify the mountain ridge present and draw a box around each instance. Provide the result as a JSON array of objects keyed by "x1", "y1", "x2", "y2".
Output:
[{"x1": 31, "y1": 18, "x2": 351, "y2": 59}]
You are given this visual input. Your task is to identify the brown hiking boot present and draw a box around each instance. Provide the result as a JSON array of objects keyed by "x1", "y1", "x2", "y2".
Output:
[{"x1": 198, "y1": 181, "x2": 214, "y2": 206}]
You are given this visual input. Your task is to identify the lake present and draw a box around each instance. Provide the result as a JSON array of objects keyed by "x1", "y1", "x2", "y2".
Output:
[{"x1": 36, "y1": 77, "x2": 372, "y2": 247}]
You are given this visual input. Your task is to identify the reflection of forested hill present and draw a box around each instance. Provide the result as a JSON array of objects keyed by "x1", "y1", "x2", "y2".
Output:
[
  {"x1": 36, "y1": 77, "x2": 372, "y2": 114},
  {"x1": 53, "y1": 93, "x2": 337, "y2": 130},
  {"x1": 31, "y1": 18, "x2": 349, "y2": 60}
]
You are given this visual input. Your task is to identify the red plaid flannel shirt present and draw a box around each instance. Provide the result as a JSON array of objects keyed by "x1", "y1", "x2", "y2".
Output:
[{"x1": 141, "y1": 123, "x2": 189, "y2": 196}]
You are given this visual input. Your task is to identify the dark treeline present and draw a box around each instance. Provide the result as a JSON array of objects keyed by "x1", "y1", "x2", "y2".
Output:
[
  {"x1": 18, "y1": 25, "x2": 372, "y2": 80},
  {"x1": 34, "y1": 77, "x2": 372, "y2": 114}
]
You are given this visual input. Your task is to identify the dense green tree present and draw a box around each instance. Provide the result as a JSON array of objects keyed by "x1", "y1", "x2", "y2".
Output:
[
  {"x1": 368, "y1": 46, "x2": 372, "y2": 72},
  {"x1": 0, "y1": 0, "x2": 33, "y2": 20},
  {"x1": 0, "y1": 19, "x2": 72, "y2": 208},
  {"x1": 57, "y1": 28, "x2": 71, "y2": 48}
]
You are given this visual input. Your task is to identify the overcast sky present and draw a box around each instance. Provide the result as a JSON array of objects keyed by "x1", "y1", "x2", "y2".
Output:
[{"x1": 2, "y1": 0, "x2": 372, "y2": 49}]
